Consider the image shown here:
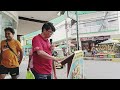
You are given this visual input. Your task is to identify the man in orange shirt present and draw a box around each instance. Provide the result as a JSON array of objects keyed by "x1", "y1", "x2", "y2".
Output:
[{"x1": 0, "y1": 27, "x2": 23, "y2": 79}]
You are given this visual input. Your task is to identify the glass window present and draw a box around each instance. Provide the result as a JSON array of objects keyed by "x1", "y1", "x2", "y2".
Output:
[{"x1": 0, "y1": 12, "x2": 17, "y2": 41}]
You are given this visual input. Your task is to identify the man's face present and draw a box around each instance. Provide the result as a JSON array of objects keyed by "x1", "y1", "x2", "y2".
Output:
[
  {"x1": 43, "y1": 29, "x2": 54, "y2": 38},
  {"x1": 5, "y1": 31, "x2": 14, "y2": 40}
]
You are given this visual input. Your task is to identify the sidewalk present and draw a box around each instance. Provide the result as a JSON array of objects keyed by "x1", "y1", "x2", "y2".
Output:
[
  {"x1": 5, "y1": 56, "x2": 67, "y2": 79},
  {"x1": 5, "y1": 56, "x2": 29, "y2": 79}
]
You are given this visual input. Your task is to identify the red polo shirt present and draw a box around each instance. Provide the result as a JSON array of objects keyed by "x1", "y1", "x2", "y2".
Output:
[{"x1": 32, "y1": 34, "x2": 52, "y2": 74}]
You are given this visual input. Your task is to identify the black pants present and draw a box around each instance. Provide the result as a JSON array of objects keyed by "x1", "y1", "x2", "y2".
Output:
[{"x1": 0, "y1": 65, "x2": 19, "y2": 77}]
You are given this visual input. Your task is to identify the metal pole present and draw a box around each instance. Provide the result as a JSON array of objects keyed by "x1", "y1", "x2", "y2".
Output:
[
  {"x1": 76, "y1": 11, "x2": 79, "y2": 50},
  {"x1": 65, "y1": 11, "x2": 69, "y2": 56}
]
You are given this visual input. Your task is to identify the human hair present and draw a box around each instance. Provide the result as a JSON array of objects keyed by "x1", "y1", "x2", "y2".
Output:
[
  {"x1": 4, "y1": 27, "x2": 15, "y2": 35},
  {"x1": 42, "y1": 22, "x2": 55, "y2": 32}
]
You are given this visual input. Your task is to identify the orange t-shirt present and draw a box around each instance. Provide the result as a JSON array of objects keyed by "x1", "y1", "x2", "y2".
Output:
[{"x1": 1, "y1": 39, "x2": 22, "y2": 68}]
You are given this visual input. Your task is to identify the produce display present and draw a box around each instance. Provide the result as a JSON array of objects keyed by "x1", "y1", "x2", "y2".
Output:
[
  {"x1": 96, "y1": 43, "x2": 120, "y2": 58},
  {"x1": 97, "y1": 44, "x2": 113, "y2": 52}
]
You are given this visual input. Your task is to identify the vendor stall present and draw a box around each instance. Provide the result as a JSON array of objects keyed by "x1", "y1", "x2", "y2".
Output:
[{"x1": 96, "y1": 39, "x2": 120, "y2": 58}]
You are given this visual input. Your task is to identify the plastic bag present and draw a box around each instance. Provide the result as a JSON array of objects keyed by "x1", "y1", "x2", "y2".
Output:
[{"x1": 26, "y1": 70, "x2": 35, "y2": 79}]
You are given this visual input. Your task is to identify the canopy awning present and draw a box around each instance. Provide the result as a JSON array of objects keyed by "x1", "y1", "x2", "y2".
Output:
[{"x1": 99, "y1": 39, "x2": 120, "y2": 44}]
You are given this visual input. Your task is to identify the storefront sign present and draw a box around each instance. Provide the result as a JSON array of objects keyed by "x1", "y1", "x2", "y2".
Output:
[
  {"x1": 94, "y1": 35, "x2": 110, "y2": 41},
  {"x1": 80, "y1": 35, "x2": 110, "y2": 41},
  {"x1": 80, "y1": 37, "x2": 94, "y2": 41}
]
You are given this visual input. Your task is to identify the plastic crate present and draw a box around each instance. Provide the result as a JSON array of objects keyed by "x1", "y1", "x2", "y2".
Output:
[{"x1": 107, "y1": 54, "x2": 115, "y2": 58}]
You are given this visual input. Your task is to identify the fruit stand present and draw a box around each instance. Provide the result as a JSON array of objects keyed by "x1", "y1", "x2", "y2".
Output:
[{"x1": 95, "y1": 39, "x2": 120, "y2": 58}]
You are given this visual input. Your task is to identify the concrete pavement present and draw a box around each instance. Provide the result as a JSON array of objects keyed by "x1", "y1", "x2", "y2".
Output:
[
  {"x1": 84, "y1": 60, "x2": 120, "y2": 79},
  {"x1": 5, "y1": 56, "x2": 67, "y2": 79},
  {"x1": 5, "y1": 57, "x2": 120, "y2": 79}
]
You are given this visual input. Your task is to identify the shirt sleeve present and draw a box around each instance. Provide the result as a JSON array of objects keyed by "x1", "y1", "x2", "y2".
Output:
[
  {"x1": 16, "y1": 40, "x2": 22, "y2": 51},
  {"x1": 32, "y1": 36, "x2": 43, "y2": 52}
]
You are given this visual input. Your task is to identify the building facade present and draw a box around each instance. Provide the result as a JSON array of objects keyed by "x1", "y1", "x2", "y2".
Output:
[
  {"x1": 0, "y1": 11, "x2": 18, "y2": 41},
  {"x1": 21, "y1": 11, "x2": 120, "y2": 54}
]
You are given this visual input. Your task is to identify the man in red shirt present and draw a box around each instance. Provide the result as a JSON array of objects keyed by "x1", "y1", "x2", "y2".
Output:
[{"x1": 32, "y1": 22, "x2": 60, "y2": 79}]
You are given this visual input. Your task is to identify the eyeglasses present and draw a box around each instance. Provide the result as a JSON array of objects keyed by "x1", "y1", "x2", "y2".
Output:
[{"x1": 47, "y1": 30, "x2": 54, "y2": 34}]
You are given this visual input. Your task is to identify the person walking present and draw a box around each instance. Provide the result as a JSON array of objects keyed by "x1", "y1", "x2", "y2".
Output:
[
  {"x1": 0, "y1": 27, "x2": 23, "y2": 79},
  {"x1": 27, "y1": 49, "x2": 33, "y2": 71}
]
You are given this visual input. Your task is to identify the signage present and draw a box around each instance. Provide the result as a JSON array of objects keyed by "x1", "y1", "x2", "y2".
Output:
[
  {"x1": 68, "y1": 50, "x2": 84, "y2": 79},
  {"x1": 80, "y1": 35, "x2": 110, "y2": 41}
]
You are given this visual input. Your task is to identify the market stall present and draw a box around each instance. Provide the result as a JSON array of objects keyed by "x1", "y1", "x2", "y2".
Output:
[{"x1": 95, "y1": 39, "x2": 120, "y2": 58}]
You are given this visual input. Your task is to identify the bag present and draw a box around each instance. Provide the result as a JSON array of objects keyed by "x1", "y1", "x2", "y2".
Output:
[
  {"x1": 6, "y1": 40, "x2": 20, "y2": 60},
  {"x1": 26, "y1": 70, "x2": 35, "y2": 79}
]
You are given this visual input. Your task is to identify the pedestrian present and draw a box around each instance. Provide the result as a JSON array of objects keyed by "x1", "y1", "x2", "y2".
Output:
[
  {"x1": 27, "y1": 49, "x2": 33, "y2": 71},
  {"x1": 91, "y1": 46, "x2": 98, "y2": 57},
  {"x1": 31, "y1": 22, "x2": 61, "y2": 79},
  {"x1": 27, "y1": 48, "x2": 57, "y2": 79},
  {"x1": 83, "y1": 47, "x2": 88, "y2": 57},
  {"x1": 0, "y1": 27, "x2": 23, "y2": 79}
]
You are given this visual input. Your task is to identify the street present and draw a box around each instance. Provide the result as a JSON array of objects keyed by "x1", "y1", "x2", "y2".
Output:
[
  {"x1": 6, "y1": 56, "x2": 120, "y2": 79},
  {"x1": 84, "y1": 60, "x2": 120, "y2": 79}
]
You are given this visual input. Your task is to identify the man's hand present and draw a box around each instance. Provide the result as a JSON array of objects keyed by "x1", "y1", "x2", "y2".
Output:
[
  {"x1": 51, "y1": 44, "x2": 55, "y2": 51},
  {"x1": 53, "y1": 57, "x2": 62, "y2": 63},
  {"x1": 54, "y1": 75, "x2": 57, "y2": 79},
  {"x1": 18, "y1": 60, "x2": 22, "y2": 65}
]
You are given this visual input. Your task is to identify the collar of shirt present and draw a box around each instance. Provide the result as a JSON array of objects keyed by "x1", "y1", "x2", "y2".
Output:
[{"x1": 39, "y1": 34, "x2": 48, "y2": 42}]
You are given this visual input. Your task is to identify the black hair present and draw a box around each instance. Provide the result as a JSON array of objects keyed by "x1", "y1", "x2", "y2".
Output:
[
  {"x1": 4, "y1": 27, "x2": 15, "y2": 35},
  {"x1": 42, "y1": 22, "x2": 56, "y2": 32}
]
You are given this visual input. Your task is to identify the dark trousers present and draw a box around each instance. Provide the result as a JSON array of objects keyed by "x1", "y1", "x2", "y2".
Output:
[{"x1": 31, "y1": 69, "x2": 52, "y2": 79}]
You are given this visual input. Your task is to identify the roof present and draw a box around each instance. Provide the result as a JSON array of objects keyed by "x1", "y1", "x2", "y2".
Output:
[
  {"x1": 99, "y1": 39, "x2": 120, "y2": 44},
  {"x1": 22, "y1": 11, "x2": 97, "y2": 39}
]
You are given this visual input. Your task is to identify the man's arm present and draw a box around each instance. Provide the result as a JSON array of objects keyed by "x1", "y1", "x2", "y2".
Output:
[
  {"x1": 52, "y1": 61, "x2": 57, "y2": 79},
  {"x1": 37, "y1": 50, "x2": 60, "y2": 62},
  {"x1": 16, "y1": 40, "x2": 23, "y2": 65},
  {"x1": 27, "y1": 54, "x2": 32, "y2": 71},
  {"x1": 18, "y1": 49, "x2": 23, "y2": 65}
]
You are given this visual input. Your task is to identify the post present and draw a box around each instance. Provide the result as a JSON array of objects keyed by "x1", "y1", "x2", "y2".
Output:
[
  {"x1": 76, "y1": 11, "x2": 79, "y2": 50},
  {"x1": 65, "y1": 11, "x2": 70, "y2": 56}
]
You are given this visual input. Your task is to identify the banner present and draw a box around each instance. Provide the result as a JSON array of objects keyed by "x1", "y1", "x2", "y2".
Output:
[{"x1": 68, "y1": 50, "x2": 84, "y2": 79}]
